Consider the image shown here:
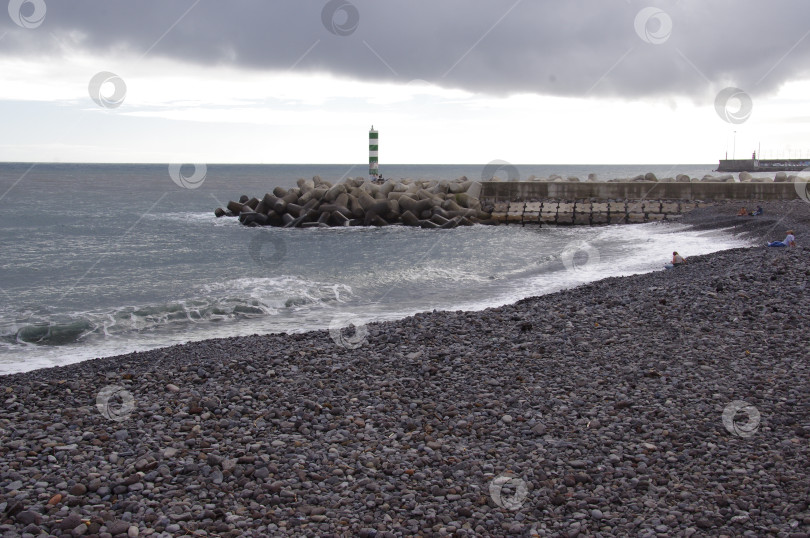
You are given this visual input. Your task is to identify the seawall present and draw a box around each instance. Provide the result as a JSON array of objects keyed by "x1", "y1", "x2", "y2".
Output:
[{"x1": 480, "y1": 181, "x2": 803, "y2": 225}]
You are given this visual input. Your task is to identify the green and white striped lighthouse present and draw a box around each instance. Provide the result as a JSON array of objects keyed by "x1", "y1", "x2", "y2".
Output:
[{"x1": 369, "y1": 125, "x2": 379, "y2": 180}]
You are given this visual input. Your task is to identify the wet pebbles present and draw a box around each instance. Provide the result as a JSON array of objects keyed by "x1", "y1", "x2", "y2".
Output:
[{"x1": 1, "y1": 203, "x2": 810, "y2": 536}]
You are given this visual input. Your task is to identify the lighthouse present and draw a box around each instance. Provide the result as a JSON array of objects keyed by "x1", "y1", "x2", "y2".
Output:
[{"x1": 369, "y1": 125, "x2": 379, "y2": 181}]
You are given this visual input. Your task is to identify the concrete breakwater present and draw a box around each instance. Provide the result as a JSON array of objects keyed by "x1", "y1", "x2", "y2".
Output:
[
  {"x1": 216, "y1": 177, "x2": 806, "y2": 228},
  {"x1": 215, "y1": 177, "x2": 495, "y2": 229}
]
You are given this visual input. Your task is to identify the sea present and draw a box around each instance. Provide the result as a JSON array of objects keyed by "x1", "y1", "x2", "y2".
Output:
[{"x1": 0, "y1": 163, "x2": 751, "y2": 375}]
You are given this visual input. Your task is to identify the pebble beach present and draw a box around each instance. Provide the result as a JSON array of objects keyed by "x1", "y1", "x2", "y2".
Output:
[{"x1": 1, "y1": 201, "x2": 810, "y2": 537}]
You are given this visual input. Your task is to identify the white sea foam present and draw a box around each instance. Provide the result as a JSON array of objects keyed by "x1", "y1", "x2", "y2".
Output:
[{"x1": 144, "y1": 212, "x2": 233, "y2": 226}]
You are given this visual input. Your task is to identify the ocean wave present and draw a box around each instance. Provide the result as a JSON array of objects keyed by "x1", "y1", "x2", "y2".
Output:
[
  {"x1": 4, "y1": 320, "x2": 93, "y2": 346},
  {"x1": 0, "y1": 276, "x2": 355, "y2": 348},
  {"x1": 353, "y1": 264, "x2": 494, "y2": 288}
]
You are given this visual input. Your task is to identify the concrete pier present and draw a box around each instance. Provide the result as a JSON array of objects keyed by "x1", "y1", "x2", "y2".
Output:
[
  {"x1": 480, "y1": 181, "x2": 802, "y2": 202},
  {"x1": 480, "y1": 181, "x2": 803, "y2": 225},
  {"x1": 489, "y1": 198, "x2": 699, "y2": 225},
  {"x1": 717, "y1": 158, "x2": 810, "y2": 172}
]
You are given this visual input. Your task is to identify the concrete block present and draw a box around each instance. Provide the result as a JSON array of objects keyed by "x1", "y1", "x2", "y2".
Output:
[
  {"x1": 524, "y1": 202, "x2": 543, "y2": 212},
  {"x1": 608, "y1": 214, "x2": 627, "y2": 224},
  {"x1": 647, "y1": 213, "x2": 666, "y2": 221},
  {"x1": 574, "y1": 213, "x2": 591, "y2": 225},
  {"x1": 591, "y1": 203, "x2": 609, "y2": 213},
  {"x1": 590, "y1": 213, "x2": 609, "y2": 224},
  {"x1": 493, "y1": 202, "x2": 509, "y2": 212},
  {"x1": 506, "y1": 204, "x2": 523, "y2": 222},
  {"x1": 556, "y1": 211, "x2": 574, "y2": 224},
  {"x1": 522, "y1": 212, "x2": 540, "y2": 225},
  {"x1": 661, "y1": 202, "x2": 679, "y2": 214},
  {"x1": 466, "y1": 181, "x2": 482, "y2": 199},
  {"x1": 557, "y1": 203, "x2": 575, "y2": 214},
  {"x1": 627, "y1": 213, "x2": 646, "y2": 223},
  {"x1": 507, "y1": 212, "x2": 524, "y2": 222}
]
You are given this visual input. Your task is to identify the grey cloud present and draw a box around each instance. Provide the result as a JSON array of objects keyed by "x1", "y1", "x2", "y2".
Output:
[{"x1": 2, "y1": 0, "x2": 810, "y2": 100}]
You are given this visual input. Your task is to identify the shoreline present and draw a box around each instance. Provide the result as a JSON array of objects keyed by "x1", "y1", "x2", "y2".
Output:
[
  {"x1": 1, "y1": 217, "x2": 749, "y2": 377},
  {"x1": 0, "y1": 201, "x2": 799, "y2": 382},
  {"x1": 1, "y1": 201, "x2": 809, "y2": 536}
]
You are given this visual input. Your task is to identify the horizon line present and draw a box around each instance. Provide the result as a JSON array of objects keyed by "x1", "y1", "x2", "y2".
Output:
[{"x1": 0, "y1": 161, "x2": 717, "y2": 166}]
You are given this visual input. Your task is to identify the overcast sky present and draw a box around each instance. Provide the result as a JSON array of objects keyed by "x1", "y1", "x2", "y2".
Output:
[{"x1": 1, "y1": 0, "x2": 809, "y2": 164}]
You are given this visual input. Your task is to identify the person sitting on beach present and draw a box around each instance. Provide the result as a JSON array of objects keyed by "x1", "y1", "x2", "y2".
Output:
[
  {"x1": 767, "y1": 230, "x2": 796, "y2": 248},
  {"x1": 737, "y1": 207, "x2": 747, "y2": 216},
  {"x1": 750, "y1": 206, "x2": 763, "y2": 216},
  {"x1": 664, "y1": 251, "x2": 687, "y2": 269}
]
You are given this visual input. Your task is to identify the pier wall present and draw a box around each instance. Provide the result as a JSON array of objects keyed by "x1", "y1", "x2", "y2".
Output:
[
  {"x1": 480, "y1": 181, "x2": 801, "y2": 202},
  {"x1": 718, "y1": 158, "x2": 810, "y2": 172},
  {"x1": 480, "y1": 181, "x2": 802, "y2": 225}
]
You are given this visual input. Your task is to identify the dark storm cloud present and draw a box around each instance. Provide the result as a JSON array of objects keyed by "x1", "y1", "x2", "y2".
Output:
[{"x1": 2, "y1": 0, "x2": 810, "y2": 100}]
